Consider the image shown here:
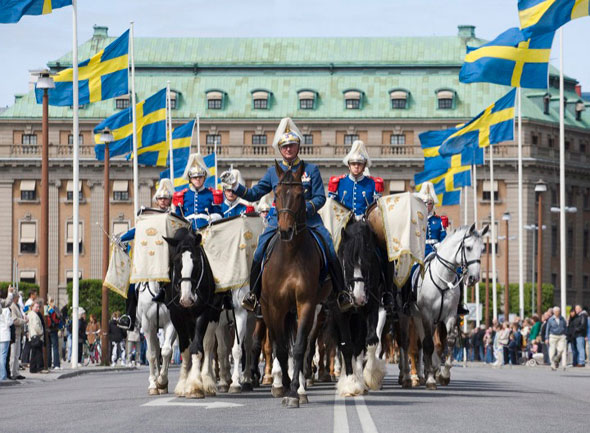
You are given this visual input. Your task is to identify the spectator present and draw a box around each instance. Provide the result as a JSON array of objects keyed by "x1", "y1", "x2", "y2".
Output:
[
  {"x1": 492, "y1": 323, "x2": 503, "y2": 367},
  {"x1": 497, "y1": 322, "x2": 511, "y2": 366},
  {"x1": 77, "y1": 309, "x2": 87, "y2": 366},
  {"x1": 0, "y1": 292, "x2": 14, "y2": 381},
  {"x1": 528, "y1": 315, "x2": 541, "y2": 343},
  {"x1": 9, "y1": 291, "x2": 27, "y2": 380},
  {"x1": 108, "y1": 311, "x2": 126, "y2": 366},
  {"x1": 540, "y1": 310, "x2": 552, "y2": 365},
  {"x1": 569, "y1": 305, "x2": 588, "y2": 367},
  {"x1": 46, "y1": 297, "x2": 61, "y2": 370},
  {"x1": 545, "y1": 306, "x2": 567, "y2": 370},
  {"x1": 126, "y1": 326, "x2": 140, "y2": 366},
  {"x1": 86, "y1": 314, "x2": 100, "y2": 364},
  {"x1": 484, "y1": 327, "x2": 495, "y2": 363},
  {"x1": 60, "y1": 304, "x2": 69, "y2": 362},
  {"x1": 474, "y1": 325, "x2": 485, "y2": 362},
  {"x1": 508, "y1": 323, "x2": 522, "y2": 365},
  {"x1": 21, "y1": 290, "x2": 37, "y2": 367},
  {"x1": 28, "y1": 302, "x2": 46, "y2": 373}
]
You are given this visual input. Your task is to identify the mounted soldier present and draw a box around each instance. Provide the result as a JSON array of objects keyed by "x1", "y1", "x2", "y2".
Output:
[
  {"x1": 173, "y1": 153, "x2": 222, "y2": 231},
  {"x1": 257, "y1": 193, "x2": 273, "y2": 225},
  {"x1": 117, "y1": 178, "x2": 175, "y2": 329},
  {"x1": 220, "y1": 117, "x2": 354, "y2": 314},
  {"x1": 221, "y1": 168, "x2": 251, "y2": 219}
]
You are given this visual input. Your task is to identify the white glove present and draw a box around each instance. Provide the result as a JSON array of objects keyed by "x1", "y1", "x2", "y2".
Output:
[
  {"x1": 219, "y1": 170, "x2": 237, "y2": 190},
  {"x1": 209, "y1": 214, "x2": 222, "y2": 222}
]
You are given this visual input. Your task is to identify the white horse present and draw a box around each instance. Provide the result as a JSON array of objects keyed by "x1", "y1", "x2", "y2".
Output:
[
  {"x1": 413, "y1": 223, "x2": 486, "y2": 390},
  {"x1": 136, "y1": 281, "x2": 177, "y2": 395}
]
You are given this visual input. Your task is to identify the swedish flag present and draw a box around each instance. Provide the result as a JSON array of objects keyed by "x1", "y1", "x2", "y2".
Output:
[
  {"x1": 203, "y1": 153, "x2": 217, "y2": 189},
  {"x1": 0, "y1": 0, "x2": 71, "y2": 23},
  {"x1": 160, "y1": 151, "x2": 217, "y2": 191},
  {"x1": 460, "y1": 28, "x2": 554, "y2": 89},
  {"x1": 93, "y1": 88, "x2": 167, "y2": 161},
  {"x1": 438, "y1": 89, "x2": 515, "y2": 157},
  {"x1": 136, "y1": 119, "x2": 194, "y2": 167},
  {"x1": 519, "y1": 0, "x2": 590, "y2": 39},
  {"x1": 35, "y1": 30, "x2": 129, "y2": 106}
]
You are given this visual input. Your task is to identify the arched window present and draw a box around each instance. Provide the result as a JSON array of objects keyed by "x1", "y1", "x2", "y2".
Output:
[
  {"x1": 343, "y1": 90, "x2": 363, "y2": 110},
  {"x1": 389, "y1": 89, "x2": 409, "y2": 109}
]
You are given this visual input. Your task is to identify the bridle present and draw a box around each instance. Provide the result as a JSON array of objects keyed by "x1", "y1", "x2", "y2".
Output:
[
  {"x1": 276, "y1": 180, "x2": 307, "y2": 236},
  {"x1": 169, "y1": 245, "x2": 209, "y2": 307}
]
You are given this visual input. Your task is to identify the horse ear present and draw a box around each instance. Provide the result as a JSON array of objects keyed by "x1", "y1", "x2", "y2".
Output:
[
  {"x1": 163, "y1": 236, "x2": 178, "y2": 248},
  {"x1": 469, "y1": 222, "x2": 476, "y2": 234},
  {"x1": 194, "y1": 233, "x2": 202, "y2": 245},
  {"x1": 274, "y1": 160, "x2": 284, "y2": 178},
  {"x1": 481, "y1": 225, "x2": 490, "y2": 237}
]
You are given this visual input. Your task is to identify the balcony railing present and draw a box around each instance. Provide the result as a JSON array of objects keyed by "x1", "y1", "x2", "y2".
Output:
[{"x1": 8, "y1": 144, "x2": 96, "y2": 158}]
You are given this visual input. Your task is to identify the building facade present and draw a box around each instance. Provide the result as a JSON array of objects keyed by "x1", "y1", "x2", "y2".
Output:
[{"x1": 1, "y1": 25, "x2": 589, "y2": 308}]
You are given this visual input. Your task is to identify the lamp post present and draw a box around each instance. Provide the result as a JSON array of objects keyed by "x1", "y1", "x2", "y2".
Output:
[
  {"x1": 100, "y1": 128, "x2": 114, "y2": 365},
  {"x1": 524, "y1": 224, "x2": 546, "y2": 316},
  {"x1": 535, "y1": 180, "x2": 547, "y2": 316},
  {"x1": 550, "y1": 205, "x2": 577, "y2": 312},
  {"x1": 502, "y1": 212, "x2": 511, "y2": 322},
  {"x1": 485, "y1": 233, "x2": 490, "y2": 326},
  {"x1": 36, "y1": 70, "x2": 54, "y2": 306}
]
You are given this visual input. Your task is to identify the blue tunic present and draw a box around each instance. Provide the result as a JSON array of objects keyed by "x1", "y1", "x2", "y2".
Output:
[
  {"x1": 175, "y1": 185, "x2": 222, "y2": 230},
  {"x1": 425, "y1": 214, "x2": 447, "y2": 257},
  {"x1": 329, "y1": 175, "x2": 378, "y2": 216},
  {"x1": 222, "y1": 200, "x2": 248, "y2": 219}
]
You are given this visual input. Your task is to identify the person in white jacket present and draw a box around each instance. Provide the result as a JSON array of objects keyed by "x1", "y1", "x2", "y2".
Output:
[{"x1": 0, "y1": 299, "x2": 14, "y2": 381}]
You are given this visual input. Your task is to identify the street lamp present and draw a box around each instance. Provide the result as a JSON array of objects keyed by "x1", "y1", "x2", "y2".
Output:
[
  {"x1": 524, "y1": 224, "x2": 546, "y2": 316},
  {"x1": 502, "y1": 212, "x2": 511, "y2": 322},
  {"x1": 535, "y1": 179, "x2": 547, "y2": 317},
  {"x1": 100, "y1": 127, "x2": 114, "y2": 366},
  {"x1": 550, "y1": 204, "x2": 577, "y2": 311}
]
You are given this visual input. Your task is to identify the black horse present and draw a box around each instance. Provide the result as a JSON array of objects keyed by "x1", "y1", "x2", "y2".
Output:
[{"x1": 164, "y1": 227, "x2": 224, "y2": 399}]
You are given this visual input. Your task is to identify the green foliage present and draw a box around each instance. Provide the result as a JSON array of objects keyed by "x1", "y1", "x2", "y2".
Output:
[
  {"x1": 66, "y1": 279, "x2": 126, "y2": 321},
  {"x1": 468, "y1": 282, "x2": 554, "y2": 319},
  {"x1": 0, "y1": 281, "x2": 40, "y2": 300}
]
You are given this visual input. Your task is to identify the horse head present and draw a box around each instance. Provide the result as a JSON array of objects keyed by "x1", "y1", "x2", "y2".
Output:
[
  {"x1": 274, "y1": 161, "x2": 306, "y2": 242},
  {"x1": 164, "y1": 228, "x2": 203, "y2": 308},
  {"x1": 458, "y1": 223, "x2": 488, "y2": 286}
]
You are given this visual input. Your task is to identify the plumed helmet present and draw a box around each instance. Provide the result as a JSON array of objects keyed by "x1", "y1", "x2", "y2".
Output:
[
  {"x1": 272, "y1": 117, "x2": 302, "y2": 152},
  {"x1": 257, "y1": 193, "x2": 273, "y2": 212},
  {"x1": 183, "y1": 153, "x2": 209, "y2": 180},
  {"x1": 343, "y1": 140, "x2": 371, "y2": 167},
  {"x1": 153, "y1": 178, "x2": 175, "y2": 201},
  {"x1": 416, "y1": 181, "x2": 439, "y2": 205}
]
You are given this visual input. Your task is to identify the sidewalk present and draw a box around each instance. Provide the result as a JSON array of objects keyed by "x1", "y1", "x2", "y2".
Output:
[{"x1": 0, "y1": 363, "x2": 138, "y2": 387}]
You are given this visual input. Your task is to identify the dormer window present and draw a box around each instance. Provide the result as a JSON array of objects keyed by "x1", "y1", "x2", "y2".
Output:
[
  {"x1": 576, "y1": 101, "x2": 585, "y2": 121},
  {"x1": 252, "y1": 90, "x2": 271, "y2": 109},
  {"x1": 298, "y1": 90, "x2": 317, "y2": 110},
  {"x1": 115, "y1": 94, "x2": 130, "y2": 110},
  {"x1": 543, "y1": 93, "x2": 551, "y2": 115},
  {"x1": 390, "y1": 89, "x2": 409, "y2": 109},
  {"x1": 169, "y1": 90, "x2": 179, "y2": 110},
  {"x1": 344, "y1": 90, "x2": 363, "y2": 110},
  {"x1": 206, "y1": 90, "x2": 225, "y2": 110},
  {"x1": 436, "y1": 90, "x2": 455, "y2": 110}
]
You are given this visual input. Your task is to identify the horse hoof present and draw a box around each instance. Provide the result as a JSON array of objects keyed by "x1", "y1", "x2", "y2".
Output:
[
  {"x1": 262, "y1": 375, "x2": 273, "y2": 386},
  {"x1": 148, "y1": 388, "x2": 159, "y2": 396},
  {"x1": 284, "y1": 397, "x2": 300, "y2": 409},
  {"x1": 426, "y1": 382, "x2": 437, "y2": 390},
  {"x1": 229, "y1": 385, "x2": 242, "y2": 394},
  {"x1": 401, "y1": 379, "x2": 412, "y2": 389},
  {"x1": 439, "y1": 377, "x2": 450, "y2": 386},
  {"x1": 186, "y1": 391, "x2": 205, "y2": 399},
  {"x1": 318, "y1": 373, "x2": 332, "y2": 383},
  {"x1": 305, "y1": 379, "x2": 314, "y2": 388},
  {"x1": 299, "y1": 394, "x2": 309, "y2": 404},
  {"x1": 330, "y1": 375, "x2": 338, "y2": 382},
  {"x1": 271, "y1": 386, "x2": 285, "y2": 398},
  {"x1": 419, "y1": 378, "x2": 426, "y2": 386},
  {"x1": 218, "y1": 384, "x2": 229, "y2": 393},
  {"x1": 205, "y1": 389, "x2": 216, "y2": 397},
  {"x1": 241, "y1": 382, "x2": 254, "y2": 392},
  {"x1": 411, "y1": 379, "x2": 420, "y2": 388},
  {"x1": 157, "y1": 387, "x2": 168, "y2": 395}
]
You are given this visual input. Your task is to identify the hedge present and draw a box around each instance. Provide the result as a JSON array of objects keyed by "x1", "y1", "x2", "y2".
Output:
[
  {"x1": 66, "y1": 279, "x2": 126, "y2": 321},
  {"x1": 0, "y1": 281, "x2": 40, "y2": 300}
]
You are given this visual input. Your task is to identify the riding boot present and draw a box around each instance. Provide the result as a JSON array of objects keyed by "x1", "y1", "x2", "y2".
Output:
[
  {"x1": 128, "y1": 287, "x2": 138, "y2": 332},
  {"x1": 381, "y1": 284, "x2": 395, "y2": 314},
  {"x1": 242, "y1": 258, "x2": 262, "y2": 314},
  {"x1": 457, "y1": 285, "x2": 470, "y2": 316},
  {"x1": 327, "y1": 255, "x2": 354, "y2": 312}
]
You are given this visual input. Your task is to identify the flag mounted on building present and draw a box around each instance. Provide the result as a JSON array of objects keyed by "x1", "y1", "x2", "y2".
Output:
[
  {"x1": 0, "y1": 0, "x2": 71, "y2": 23},
  {"x1": 518, "y1": 0, "x2": 590, "y2": 39},
  {"x1": 35, "y1": 29, "x2": 129, "y2": 106},
  {"x1": 438, "y1": 89, "x2": 516, "y2": 157},
  {"x1": 93, "y1": 88, "x2": 166, "y2": 161},
  {"x1": 459, "y1": 27, "x2": 554, "y2": 89},
  {"x1": 136, "y1": 119, "x2": 193, "y2": 167}
]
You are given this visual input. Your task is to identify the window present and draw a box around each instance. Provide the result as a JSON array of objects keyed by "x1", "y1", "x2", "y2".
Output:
[
  {"x1": 551, "y1": 273, "x2": 557, "y2": 288},
  {"x1": 298, "y1": 91, "x2": 316, "y2": 110},
  {"x1": 483, "y1": 239, "x2": 499, "y2": 255},
  {"x1": 66, "y1": 180, "x2": 83, "y2": 201},
  {"x1": 531, "y1": 134, "x2": 539, "y2": 145},
  {"x1": 303, "y1": 134, "x2": 314, "y2": 145},
  {"x1": 344, "y1": 134, "x2": 358, "y2": 145},
  {"x1": 66, "y1": 270, "x2": 82, "y2": 285},
  {"x1": 66, "y1": 221, "x2": 83, "y2": 254},
  {"x1": 390, "y1": 90, "x2": 408, "y2": 109},
  {"x1": 581, "y1": 142, "x2": 587, "y2": 154},
  {"x1": 344, "y1": 90, "x2": 362, "y2": 110},
  {"x1": 115, "y1": 96, "x2": 130, "y2": 109},
  {"x1": 548, "y1": 136, "x2": 555, "y2": 148},
  {"x1": 390, "y1": 134, "x2": 405, "y2": 145},
  {"x1": 584, "y1": 190, "x2": 590, "y2": 210},
  {"x1": 252, "y1": 135, "x2": 267, "y2": 145},
  {"x1": 206, "y1": 91, "x2": 224, "y2": 110},
  {"x1": 299, "y1": 98, "x2": 314, "y2": 109},
  {"x1": 206, "y1": 134, "x2": 221, "y2": 145},
  {"x1": 551, "y1": 188, "x2": 558, "y2": 205},
  {"x1": 252, "y1": 91, "x2": 270, "y2": 109},
  {"x1": 112, "y1": 180, "x2": 129, "y2": 202},
  {"x1": 567, "y1": 274, "x2": 573, "y2": 289},
  {"x1": 436, "y1": 90, "x2": 455, "y2": 110},
  {"x1": 169, "y1": 91, "x2": 178, "y2": 110},
  {"x1": 68, "y1": 134, "x2": 84, "y2": 145},
  {"x1": 19, "y1": 222, "x2": 36, "y2": 254},
  {"x1": 22, "y1": 134, "x2": 37, "y2": 145},
  {"x1": 20, "y1": 180, "x2": 36, "y2": 201},
  {"x1": 208, "y1": 99, "x2": 222, "y2": 110},
  {"x1": 482, "y1": 180, "x2": 499, "y2": 202},
  {"x1": 583, "y1": 228, "x2": 588, "y2": 258},
  {"x1": 584, "y1": 275, "x2": 589, "y2": 290},
  {"x1": 438, "y1": 98, "x2": 453, "y2": 109},
  {"x1": 543, "y1": 94, "x2": 551, "y2": 115},
  {"x1": 551, "y1": 225, "x2": 557, "y2": 257},
  {"x1": 567, "y1": 227, "x2": 574, "y2": 257},
  {"x1": 575, "y1": 101, "x2": 585, "y2": 121},
  {"x1": 19, "y1": 271, "x2": 36, "y2": 284},
  {"x1": 112, "y1": 221, "x2": 130, "y2": 236},
  {"x1": 345, "y1": 99, "x2": 360, "y2": 109},
  {"x1": 565, "y1": 140, "x2": 570, "y2": 151}
]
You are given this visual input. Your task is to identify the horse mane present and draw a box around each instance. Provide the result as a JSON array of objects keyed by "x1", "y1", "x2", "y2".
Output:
[{"x1": 340, "y1": 221, "x2": 377, "y2": 274}]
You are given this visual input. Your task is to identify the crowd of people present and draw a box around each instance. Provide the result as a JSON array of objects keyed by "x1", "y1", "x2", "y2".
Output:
[{"x1": 456, "y1": 305, "x2": 589, "y2": 369}]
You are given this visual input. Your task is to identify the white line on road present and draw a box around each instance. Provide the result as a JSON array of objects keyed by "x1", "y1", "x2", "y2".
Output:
[
  {"x1": 333, "y1": 393, "x2": 349, "y2": 433},
  {"x1": 354, "y1": 395, "x2": 378, "y2": 433},
  {"x1": 142, "y1": 397, "x2": 243, "y2": 409}
]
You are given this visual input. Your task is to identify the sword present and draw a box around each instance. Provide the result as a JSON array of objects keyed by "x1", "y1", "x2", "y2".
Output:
[{"x1": 95, "y1": 222, "x2": 125, "y2": 249}]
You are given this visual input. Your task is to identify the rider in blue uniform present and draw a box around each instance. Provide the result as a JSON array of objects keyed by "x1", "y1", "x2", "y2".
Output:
[
  {"x1": 174, "y1": 153, "x2": 222, "y2": 230},
  {"x1": 117, "y1": 178, "x2": 175, "y2": 330},
  {"x1": 221, "y1": 169, "x2": 249, "y2": 219},
  {"x1": 220, "y1": 117, "x2": 354, "y2": 314}
]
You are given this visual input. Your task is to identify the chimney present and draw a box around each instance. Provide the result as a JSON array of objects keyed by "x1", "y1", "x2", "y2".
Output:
[
  {"x1": 575, "y1": 84, "x2": 582, "y2": 97},
  {"x1": 458, "y1": 25, "x2": 476, "y2": 40},
  {"x1": 92, "y1": 25, "x2": 108, "y2": 39}
]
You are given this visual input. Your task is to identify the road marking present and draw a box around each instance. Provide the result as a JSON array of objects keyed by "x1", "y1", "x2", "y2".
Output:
[
  {"x1": 142, "y1": 397, "x2": 243, "y2": 409},
  {"x1": 333, "y1": 393, "x2": 349, "y2": 433},
  {"x1": 354, "y1": 395, "x2": 379, "y2": 433}
]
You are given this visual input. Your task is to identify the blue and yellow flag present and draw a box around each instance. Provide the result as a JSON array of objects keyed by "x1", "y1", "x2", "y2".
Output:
[
  {"x1": 136, "y1": 119, "x2": 194, "y2": 167},
  {"x1": 459, "y1": 27, "x2": 554, "y2": 89},
  {"x1": 203, "y1": 153, "x2": 217, "y2": 189},
  {"x1": 519, "y1": 0, "x2": 590, "y2": 39},
  {"x1": 0, "y1": 0, "x2": 71, "y2": 23},
  {"x1": 93, "y1": 88, "x2": 166, "y2": 161},
  {"x1": 438, "y1": 89, "x2": 515, "y2": 157},
  {"x1": 414, "y1": 168, "x2": 470, "y2": 206},
  {"x1": 35, "y1": 30, "x2": 129, "y2": 106},
  {"x1": 160, "y1": 151, "x2": 217, "y2": 191}
]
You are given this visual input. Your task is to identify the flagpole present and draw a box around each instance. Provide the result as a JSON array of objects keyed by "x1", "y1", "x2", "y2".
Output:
[
  {"x1": 517, "y1": 87, "x2": 524, "y2": 320},
  {"x1": 473, "y1": 162, "x2": 480, "y2": 327},
  {"x1": 558, "y1": 28, "x2": 566, "y2": 314},
  {"x1": 214, "y1": 141, "x2": 218, "y2": 190},
  {"x1": 490, "y1": 146, "x2": 498, "y2": 320},
  {"x1": 196, "y1": 113, "x2": 201, "y2": 154},
  {"x1": 130, "y1": 22, "x2": 139, "y2": 221},
  {"x1": 70, "y1": 0, "x2": 80, "y2": 370},
  {"x1": 167, "y1": 81, "x2": 174, "y2": 183}
]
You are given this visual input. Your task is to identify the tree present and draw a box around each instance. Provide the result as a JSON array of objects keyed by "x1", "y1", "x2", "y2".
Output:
[{"x1": 66, "y1": 279, "x2": 126, "y2": 321}]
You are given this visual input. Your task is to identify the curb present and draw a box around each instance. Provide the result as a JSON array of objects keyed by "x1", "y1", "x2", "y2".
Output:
[{"x1": 57, "y1": 366, "x2": 137, "y2": 380}]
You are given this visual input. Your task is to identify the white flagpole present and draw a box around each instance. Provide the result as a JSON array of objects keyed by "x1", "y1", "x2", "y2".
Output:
[
  {"x1": 473, "y1": 162, "x2": 480, "y2": 327},
  {"x1": 559, "y1": 28, "x2": 566, "y2": 314},
  {"x1": 463, "y1": 186, "x2": 468, "y2": 225},
  {"x1": 196, "y1": 113, "x2": 201, "y2": 154},
  {"x1": 167, "y1": 81, "x2": 174, "y2": 183},
  {"x1": 71, "y1": 0, "x2": 80, "y2": 369},
  {"x1": 490, "y1": 146, "x2": 498, "y2": 321},
  {"x1": 517, "y1": 87, "x2": 524, "y2": 320},
  {"x1": 130, "y1": 22, "x2": 139, "y2": 221},
  {"x1": 214, "y1": 141, "x2": 218, "y2": 189}
]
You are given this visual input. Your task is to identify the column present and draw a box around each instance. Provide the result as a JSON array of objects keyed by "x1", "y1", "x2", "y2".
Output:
[
  {"x1": 138, "y1": 179, "x2": 153, "y2": 209},
  {"x1": 0, "y1": 181, "x2": 13, "y2": 281},
  {"x1": 48, "y1": 180, "x2": 60, "y2": 303},
  {"x1": 88, "y1": 180, "x2": 104, "y2": 279}
]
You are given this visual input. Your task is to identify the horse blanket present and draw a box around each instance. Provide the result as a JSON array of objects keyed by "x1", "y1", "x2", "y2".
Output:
[
  {"x1": 318, "y1": 197, "x2": 354, "y2": 252},
  {"x1": 104, "y1": 243, "x2": 131, "y2": 298}
]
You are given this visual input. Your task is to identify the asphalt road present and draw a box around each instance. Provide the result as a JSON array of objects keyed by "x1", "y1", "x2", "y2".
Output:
[{"x1": 2, "y1": 363, "x2": 588, "y2": 433}]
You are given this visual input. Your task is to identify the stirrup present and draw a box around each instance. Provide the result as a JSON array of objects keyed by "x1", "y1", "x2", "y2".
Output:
[
  {"x1": 241, "y1": 293, "x2": 258, "y2": 313},
  {"x1": 337, "y1": 291, "x2": 354, "y2": 313},
  {"x1": 117, "y1": 315, "x2": 131, "y2": 330}
]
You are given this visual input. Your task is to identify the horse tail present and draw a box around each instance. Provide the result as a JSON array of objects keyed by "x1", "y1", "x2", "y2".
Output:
[{"x1": 283, "y1": 311, "x2": 298, "y2": 349}]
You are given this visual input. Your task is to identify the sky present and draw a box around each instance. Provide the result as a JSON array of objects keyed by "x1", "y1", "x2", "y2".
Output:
[{"x1": 0, "y1": 0, "x2": 589, "y2": 108}]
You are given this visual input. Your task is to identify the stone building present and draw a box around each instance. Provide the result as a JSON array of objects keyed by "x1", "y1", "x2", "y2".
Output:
[{"x1": 0, "y1": 24, "x2": 589, "y2": 308}]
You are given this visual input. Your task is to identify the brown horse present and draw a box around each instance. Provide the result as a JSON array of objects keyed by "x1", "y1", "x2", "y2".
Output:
[{"x1": 261, "y1": 161, "x2": 331, "y2": 408}]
